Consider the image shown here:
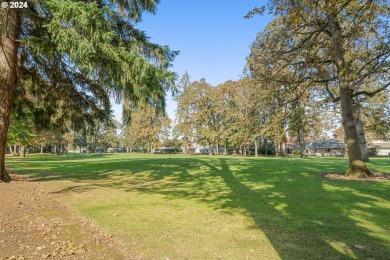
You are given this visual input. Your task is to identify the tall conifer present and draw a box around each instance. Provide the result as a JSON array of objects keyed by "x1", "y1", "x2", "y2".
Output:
[{"x1": 0, "y1": 0, "x2": 177, "y2": 182}]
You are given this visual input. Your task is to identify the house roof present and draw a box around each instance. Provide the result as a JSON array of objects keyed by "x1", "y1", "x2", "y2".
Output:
[
  {"x1": 286, "y1": 139, "x2": 345, "y2": 149},
  {"x1": 287, "y1": 139, "x2": 390, "y2": 150},
  {"x1": 285, "y1": 143, "x2": 300, "y2": 149},
  {"x1": 307, "y1": 139, "x2": 345, "y2": 149},
  {"x1": 367, "y1": 142, "x2": 390, "y2": 148}
]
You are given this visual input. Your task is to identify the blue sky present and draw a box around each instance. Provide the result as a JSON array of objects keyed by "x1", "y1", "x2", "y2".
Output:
[{"x1": 112, "y1": 0, "x2": 273, "y2": 121}]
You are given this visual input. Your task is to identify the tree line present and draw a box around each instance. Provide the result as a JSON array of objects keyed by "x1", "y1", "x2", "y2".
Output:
[
  {"x1": 174, "y1": 73, "x2": 330, "y2": 156},
  {"x1": 172, "y1": 72, "x2": 388, "y2": 157}
]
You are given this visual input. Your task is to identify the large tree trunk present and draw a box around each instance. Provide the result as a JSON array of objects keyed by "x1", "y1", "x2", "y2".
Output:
[
  {"x1": 339, "y1": 87, "x2": 371, "y2": 176},
  {"x1": 355, "y1": 117, "x2": 369, "y2": 162},
  {"x1": 19, "y1": 146, "x2": 26, "y2": 158},
  {"x1": 328, "y1": 11, "x2": 371, "y2": 177},
  {"x1": 275, "y1": 139, "x2": 279, "y2": 157},
  {"x1": 254, "y1": 138, "x2": 259, "y2": 157},
  {"x1": 183, "y1": 138, "x2": 188, "y2": 154},
  {"x1": 0, "y1": 7, "x2": 21, "y2": 182},
  {"x1": 354, "y1": 106, "x2": 370, "y2": 162},
  {"x1": 280, "y1": 142, "x2": 285, "y2": 156},
  {"x1": 61, "y1": 142, "x2": 65, "y2": 155},
  {"x1": 298, "y1": 128, "x2": 306, "y2": 158}
]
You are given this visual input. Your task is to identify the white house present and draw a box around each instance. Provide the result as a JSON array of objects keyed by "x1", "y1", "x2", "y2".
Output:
[{"x1": 367, "y1": 140, "x2": 390, "y2": 156}]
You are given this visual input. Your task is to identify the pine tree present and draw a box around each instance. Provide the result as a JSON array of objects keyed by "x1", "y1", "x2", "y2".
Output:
[{"x1": 0, "y1": 0, "x2": 177, "y2": 182}]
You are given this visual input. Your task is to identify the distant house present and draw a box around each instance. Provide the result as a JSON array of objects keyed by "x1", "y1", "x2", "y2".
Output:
[
  {"x1": 154, "y1": 147, "x2": 181, "y2": 154},
  {"x1": 286, "y1": 139, "x2": 345, "y2": 156},
  {"x1": 285, "y1": 143, "x2": 303, "y2": 154},
  {"x1": 195, "y1": 146, "x2": 210, "y2": 154},
  {"x1": 367, "y1": 140, "x2": 390, "y2": 156},
  {"x1": 181, "y1": 141, "x2": 210, "y2": 154},
  {"x1": 307, "y1": 139, "x2": 346, "y2": 156},
  {"x1": 287, "y1": 138, "x2": 390, "y2": 157}
]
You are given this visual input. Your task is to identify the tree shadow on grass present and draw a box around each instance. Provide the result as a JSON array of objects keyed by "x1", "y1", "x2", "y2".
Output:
[
  {"x1": 207, "y1": 159, "x2": 390, "y2": 259},
  {"x1": 134, "y1": 157, "x2": 389, "y2": 259},
  {"x1": 8, "y1": 155, "x2": 390, "y2": 259}
]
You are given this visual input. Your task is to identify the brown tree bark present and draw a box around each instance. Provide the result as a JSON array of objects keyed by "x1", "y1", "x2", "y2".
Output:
[
  {"x1": 327, "y1": 10, "x2": 372, "y2": 177},
  {"x1": 298, "y1": 128, "x2": 306, "y2": 158},
  {"x1": 280, "y1": 142, "x2": 285, "y2": 156},
  {"x1": 354, "y1": 105, "x2": 369, "y2": 162},
  {"x1": 0, "y1": 7, "x2": 21, "y2": 182},
  {"x1": 19, "y1": 146, "x2": 25, "y2": 158},
  {"x1": 355, "y1": 117, "x2": 369, "y2": 162},
  {"x1": 183, "y1": 138, "x2": 188, "y2": 154},
  {"x1": 254, "y1": 138, "x2": 259, "y2": 157}
]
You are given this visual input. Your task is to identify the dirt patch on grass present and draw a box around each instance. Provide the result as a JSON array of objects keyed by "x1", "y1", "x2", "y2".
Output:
[
  {"x1": 321, "y1": 172, "x2": 390, "y2": 181},
  {"x1": 0, "y1": 173, "x2": 128, "y2": 259}
]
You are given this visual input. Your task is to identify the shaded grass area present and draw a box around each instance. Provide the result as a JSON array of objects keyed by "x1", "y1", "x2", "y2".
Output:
[{"x1": 6, "y1": 154, "x2": 390, "y2": 259}]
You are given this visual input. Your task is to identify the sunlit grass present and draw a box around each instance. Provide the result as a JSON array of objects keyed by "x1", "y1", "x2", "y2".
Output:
[{"x1": 6, "y1": 154, "x2": 390, "y2": 259}]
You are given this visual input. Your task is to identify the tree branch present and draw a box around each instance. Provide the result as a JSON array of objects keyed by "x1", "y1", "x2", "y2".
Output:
[{"x1": 352, "y1": 82, "x2": 390, "y2": 98}]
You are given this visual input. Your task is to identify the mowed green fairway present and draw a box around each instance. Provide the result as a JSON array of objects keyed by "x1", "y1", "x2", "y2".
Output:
[{"x1": 6, "y1": 154, "x2": 390, "y2": 259}]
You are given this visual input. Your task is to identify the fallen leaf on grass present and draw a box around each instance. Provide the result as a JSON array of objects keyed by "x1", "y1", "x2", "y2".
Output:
[{"x1": 354, "y1": 244, "x2": 367, "y2": 249}]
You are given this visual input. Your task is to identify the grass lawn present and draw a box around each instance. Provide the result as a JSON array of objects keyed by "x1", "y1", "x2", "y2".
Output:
[{"x1": 5, "y1": 154, "x2": 390, "y2": 259}]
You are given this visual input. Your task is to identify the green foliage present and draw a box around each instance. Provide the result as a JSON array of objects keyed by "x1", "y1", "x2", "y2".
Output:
[
  {"x1": 7, "y1": 121, "x2": 38, "y2": 148},
  {"x1": 73, "y1": 135, "x2": 87, "y2": 150},
  {"x1": 7, "y1": 111, "x2": 39, "y2": 148},
  {"x1": 84, "y1": 119, "x2": 120, "y2": 152},
  {"x1": 123, "y1": 105, "x2": 171, "y2": 152},
  {"x1": 174, "y1": 76, "x2": 330, "y2": 155},
  {"x1": 247, "y1": 0, "x2": 390, "y2": 123},
  {"x1": 17, "y1": 0, "x2": 177, "y2": 133}
]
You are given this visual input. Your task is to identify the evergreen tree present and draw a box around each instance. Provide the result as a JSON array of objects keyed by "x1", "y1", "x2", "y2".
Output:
[{"x1": 0, "y1": 0, "x2": 177, "y2": 182}]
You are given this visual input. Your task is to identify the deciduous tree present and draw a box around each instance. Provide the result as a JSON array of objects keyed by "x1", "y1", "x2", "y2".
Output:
[{"x1": 247, "y1": 0, "x2": 390, "y2": 177}]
